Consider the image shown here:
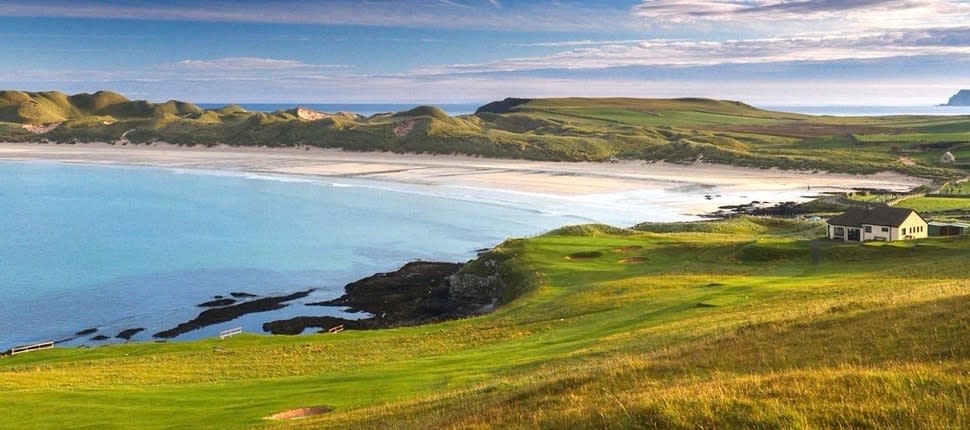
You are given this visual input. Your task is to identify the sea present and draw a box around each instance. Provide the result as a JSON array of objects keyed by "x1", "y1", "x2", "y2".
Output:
[{"x1": 0, "y1": 161, "x2": 701, "y2": 349}]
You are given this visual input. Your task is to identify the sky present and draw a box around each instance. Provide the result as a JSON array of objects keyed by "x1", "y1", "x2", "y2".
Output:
[{"x1": 0, "y1": 0, "x2": 968, "y2": 105}]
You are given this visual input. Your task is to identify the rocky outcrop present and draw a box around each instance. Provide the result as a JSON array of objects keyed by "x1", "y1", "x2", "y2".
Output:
[
  {"x1": 116, "y1": 328, "x2": 144, "y2": 340},
  {"x1": 307, "y1": 261, "x2": 467, "y2": 324},
  {"x1": 263, "y1": 259, "x2": 512, "y2": 335},
  {"x1": 945, "y1": 90, "x2": 970, "y2": 106},
  {"x1": 447, "y1": 272, "x2": 502, "y2": 305}
]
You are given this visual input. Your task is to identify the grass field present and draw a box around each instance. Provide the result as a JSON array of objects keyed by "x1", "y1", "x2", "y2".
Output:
[
  {"x1": 2, "y1": 91, "x2": 969, "y2": 179},
  {"x1": 940, "y1": 181, "x2": 970, "y2": 194},
  {"x1": 896, "y1": 196, "x2": 970, "y2": 212},
  {"x1": 2, "y1": 218, "x2": 968, "y2": 429}
]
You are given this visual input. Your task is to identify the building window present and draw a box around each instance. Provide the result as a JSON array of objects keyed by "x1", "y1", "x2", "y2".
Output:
[
  {"x1": 902, "y1": 228, "x2": 907, "y2": 235},
  {"x1": 834, "y1": 227, "x2": 844, "y2": 236},
  {"x1": 865, "y1": 226, "x2": 872, "y2": 233},
  {"x1": 882, "y1": 227, "x2": 889, "y2": 232}
]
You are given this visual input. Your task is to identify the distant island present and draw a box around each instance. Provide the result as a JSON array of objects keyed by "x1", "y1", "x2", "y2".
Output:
[
  {"x1": 1, "y1": 90, "x2": 967, "y2": 179},
  {"x1": 944, "y1": 89, "x2": 970, "y2": 106}
]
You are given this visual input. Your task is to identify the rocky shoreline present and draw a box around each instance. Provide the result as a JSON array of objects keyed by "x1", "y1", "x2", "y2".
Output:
[
  {"x1": 262, "y1": 261, "x2": 501, "y2": 334},
  {"x1": 2, "y1": 241, "x2": 522, "y2": 354}
]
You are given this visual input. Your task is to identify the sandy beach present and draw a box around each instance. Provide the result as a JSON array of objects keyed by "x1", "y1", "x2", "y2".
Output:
[{"x1": 0, "y1": 142, "x2": 928, "y2": 216}]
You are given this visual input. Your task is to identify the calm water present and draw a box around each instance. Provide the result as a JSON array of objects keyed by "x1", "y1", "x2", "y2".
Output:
[{"x1": 0, "y1": 161, "x2": 696, "y2": 349}]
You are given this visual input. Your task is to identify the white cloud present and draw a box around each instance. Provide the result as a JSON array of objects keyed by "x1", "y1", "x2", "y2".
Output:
[
  {"x1": 421, "y1": 27, "x2": 970, "y2": 73},
  {"x1": 173, "y1": 58, "x2": 345, "y2": 71},
  {"x1": 633, "y1": 0, "x2": 970, "y2": 29}
]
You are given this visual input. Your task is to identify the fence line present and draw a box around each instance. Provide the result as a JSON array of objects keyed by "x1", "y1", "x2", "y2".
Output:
[{"x1": 327, "y1": 325, "x2": 345, "y2": 334}]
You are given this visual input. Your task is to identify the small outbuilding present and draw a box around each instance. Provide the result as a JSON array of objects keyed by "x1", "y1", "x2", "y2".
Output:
[
  {"x1": 928, "y1": 221, "x2": 970, "y2": 237},
  {"x1": 827, "y1": 207, "x2": 928, "y2": 242}
]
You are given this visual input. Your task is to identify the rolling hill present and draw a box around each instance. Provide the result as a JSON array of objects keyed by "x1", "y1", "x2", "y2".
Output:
[{"x1": 1, "y1": 91, "x2": 970, "y2": 179}]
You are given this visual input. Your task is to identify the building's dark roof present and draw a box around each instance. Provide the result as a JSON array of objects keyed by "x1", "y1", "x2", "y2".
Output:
[
  {"x1": 827, "y1": 207, "x2": 921, "y2": 228},
  {"x1": 929, "y1": 221, "x2": 970, "y2": 228}
]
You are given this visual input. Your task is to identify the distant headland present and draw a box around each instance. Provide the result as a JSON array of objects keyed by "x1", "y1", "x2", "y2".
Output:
[{"x1": 943, "y1": 90, "x2": 970, "y2": 106}]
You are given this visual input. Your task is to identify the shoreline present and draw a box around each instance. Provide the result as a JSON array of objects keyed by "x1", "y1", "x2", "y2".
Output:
[
  {"x1": 0, "y1": 142, "x2": 929, "y2": 217},
  {"x1": 0, "y1": 141, "x2": 933, "y2": 349}
]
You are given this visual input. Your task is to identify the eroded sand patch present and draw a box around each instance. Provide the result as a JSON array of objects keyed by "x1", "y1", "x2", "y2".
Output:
[
  {"x1": 619, "y1": 256, "x2": 648, "y2": 264},
  {"x1": 266, "y1": 406, "x2": 333, "y2": 420}
]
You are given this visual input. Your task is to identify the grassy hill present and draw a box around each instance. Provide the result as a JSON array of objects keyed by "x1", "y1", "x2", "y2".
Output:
[
  {"x1": 2, "y1": 91, "x2": 970, "y2": 179},
  {"x1": 2, "y1": 218, "x2": 968, "y2": 429}
]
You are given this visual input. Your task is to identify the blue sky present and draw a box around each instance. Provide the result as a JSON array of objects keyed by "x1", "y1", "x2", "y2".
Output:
[{"x1": 0, "y1": 0, "x2": 968, "y2": 104}]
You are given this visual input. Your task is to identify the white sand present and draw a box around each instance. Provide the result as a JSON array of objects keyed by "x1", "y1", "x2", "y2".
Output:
[{"x1": 0, "y1": 142, "x2": 928, "y2": 218}]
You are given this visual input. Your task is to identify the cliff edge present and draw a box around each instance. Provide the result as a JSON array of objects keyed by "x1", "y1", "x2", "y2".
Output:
[{"x1": 945, "y1": 90, "x2": 970, "y2": 106}]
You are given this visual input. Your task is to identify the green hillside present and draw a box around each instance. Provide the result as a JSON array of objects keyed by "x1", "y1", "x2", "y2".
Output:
[
  {"x1": 2, "y1": 218, "x2": 968, "y2": 429},
  {"x1": 2, "y1": 91, "x2": 970, "y2": 178}
]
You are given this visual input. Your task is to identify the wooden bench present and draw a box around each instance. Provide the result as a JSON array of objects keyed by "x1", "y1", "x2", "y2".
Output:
[
  {"x1": 219, "y1": 327, "x2": 243, "y2": 339},
  {"x1": 10, "y1": 341, "x2": 54, "y2": 356},
  {"x1": 327, "y1": 325, "x2": 344, "y2": 334}
]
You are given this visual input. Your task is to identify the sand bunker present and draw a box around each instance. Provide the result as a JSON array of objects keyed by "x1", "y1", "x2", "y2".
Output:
[
  {"x1": 618, "y1": 256, "x2": 648, "y2": 264},
  {"x1": 266, "y1": 406, "x2": 333, "y2": 420},
  {"x1": 565, "y1": 251, "x2": 603, "y2": 260},
  {"x1": 612, "y1": 245, "x2": 643, "y2": 253}
]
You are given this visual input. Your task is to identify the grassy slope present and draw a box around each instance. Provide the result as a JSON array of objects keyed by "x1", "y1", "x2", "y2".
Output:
[
  {"x1": 897, "y1": 196, "x2": 970, "y2": 212},
  {"x1": 1, "y1": 91, "x2": 969, "y2": 179},
  {"x1": 2, "y1": 218, "x2": 968, "y2": 429}
]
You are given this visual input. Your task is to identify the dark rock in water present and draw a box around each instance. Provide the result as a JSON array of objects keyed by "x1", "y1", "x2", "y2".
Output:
[
  {"x1": 116, "y1": 328, "x2": 144, "y2": 340},
  {"x1": 75, "y1": 328, "x2": 98, "y2": 336},
  {"x1": 263, "y1": 316, "x2": 362, "y2": 335},
  {"x1": 274, "y1": 260, "x2": 502, "y2": 333},
  {"x1": 706, "y1": 200, "x2": 807, "y2": 218},
  {"x1": 230, "y1": 292, "x2": 258, "y2": 298},
  {"x1": 153, "y1": 289, "x2": 315, "y2": 338},
  {"x1": 91, "y1": 335, "x2": 110, "y2": 341},
  {"x1": 214, "y1": 295, "x2": 225, "y2": 299},
  {"x1": 945, "y1": 89, "x2": 970, "y2": 106},
  {"x1": 198, "y1": 298, "x2": 237, "y2": 307},
  {"x1": 308, "y1": 261, "x2": 467, "y2": 327}
]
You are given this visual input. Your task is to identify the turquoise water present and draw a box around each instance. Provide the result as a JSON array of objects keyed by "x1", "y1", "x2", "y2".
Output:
[{"x1": 1, "y1": 161, "x2": 664, "y2": 348}]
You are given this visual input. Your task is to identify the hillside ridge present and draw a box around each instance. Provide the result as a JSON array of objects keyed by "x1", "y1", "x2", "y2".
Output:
[{"x1": 1, "y1": 90, "x2": 968, "y2": 179}]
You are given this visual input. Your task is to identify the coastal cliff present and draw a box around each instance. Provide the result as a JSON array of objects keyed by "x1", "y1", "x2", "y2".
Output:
[{"x1": 945, "y1": 90, "x2": 970, "y2": 106}]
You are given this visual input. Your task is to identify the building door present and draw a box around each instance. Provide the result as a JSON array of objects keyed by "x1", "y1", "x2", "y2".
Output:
[{"x1": 847, "y1": 228, "x2": 861, "y2": 241}]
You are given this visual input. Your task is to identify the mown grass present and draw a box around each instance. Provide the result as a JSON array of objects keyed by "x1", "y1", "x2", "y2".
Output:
[
  {"x1": 2, "y1": 218, "x2": 968, "y2": 429},
  {"x1": 896, "y1": 196, "x2": 970, "y2": 212}
]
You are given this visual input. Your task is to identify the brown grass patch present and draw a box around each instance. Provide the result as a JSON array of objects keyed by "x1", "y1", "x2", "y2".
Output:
[
  {"x1": 266, "y1": 406, "x2": 333, "y2": 420},
  {"x1": 618, "y1": 256, "x2": 648, "y2": 264}
]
